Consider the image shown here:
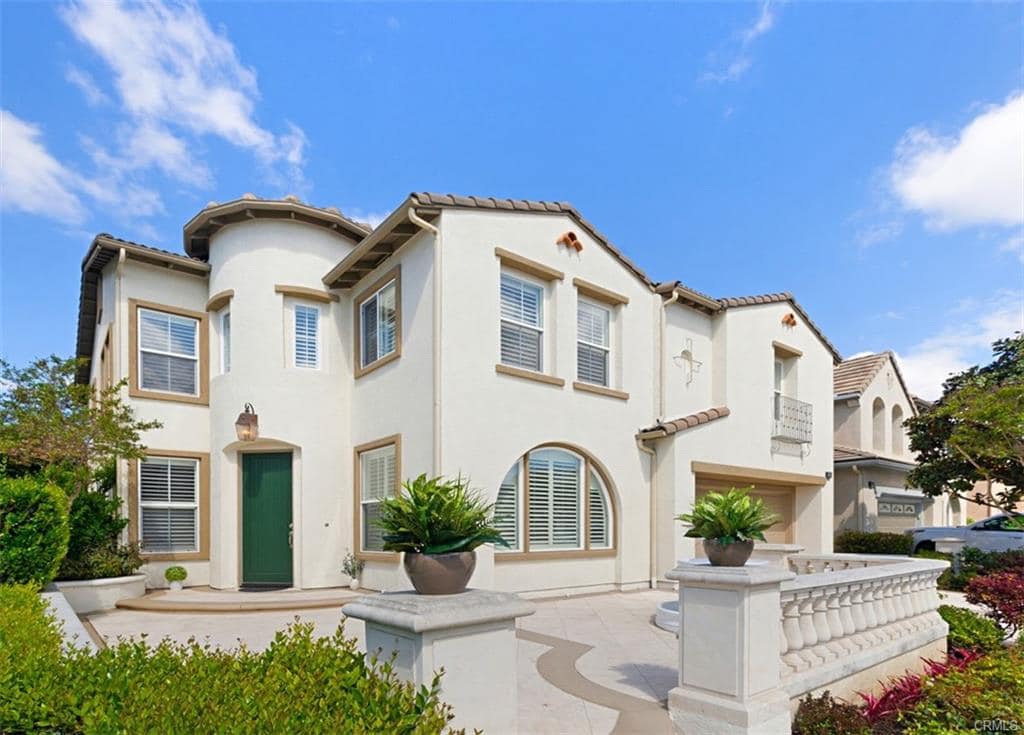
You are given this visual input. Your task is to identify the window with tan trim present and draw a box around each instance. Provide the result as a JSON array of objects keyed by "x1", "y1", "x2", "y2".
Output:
[
  {"x1": 355, "y1": 266, "x2": 402, "y2": 378},
  {"x1": 128, "y1": 299, "x2": 209, "y2": 405},
  {"x1": 495, "y1": 445, "x2": 615, "y2": 558},
  {"x1": 127, "y1": 450, "x2": 210, "y2": 561},
  {"x1": 354, "y1": 435, "x2": 401, "y2": 556}
]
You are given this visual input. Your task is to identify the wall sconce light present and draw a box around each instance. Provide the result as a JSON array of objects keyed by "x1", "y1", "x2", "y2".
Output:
[
  {"x1": 235, "y1": 403, "x2": 259, "y2": 442},
  {"x1": 867, "y1": 481, "x2": 876, "y2": 490},
  {"x1": 825, "y1": 471, "x2": 832, "y2": 481}
]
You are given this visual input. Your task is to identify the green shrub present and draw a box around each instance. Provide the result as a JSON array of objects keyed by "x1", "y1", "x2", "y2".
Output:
[
  {"x1": 834, "y1": 531, "x2": 911, "y2": 556},
  {"x1": 900, "y1": 646, "x2": 1024, "y2": 734},
  {"x1": 914, "y1": 550, "x2": 957, "y2": 589},
  {"x1": 677, "y1": 487, "x2": 780, "y2": 544},
  {"x1": 938, "y1": 604, "x2": 1003, "y2": 653},
  {"x1": 0, "y1": 582, "x2": 460, "y2": 734},
  {"x1": 164, "y1": 565, "x2": 187, "y2": 583},
  {"x1": 58, "y1": 543, "x2": 142, "y2": 580},
  {"x1": 793, "y1": 691, "x2": 869, "y2": 734},
  {"x1": 0, "y1": 475, "x2": 69, "y2": 586},
  {"x1": 56, "y1": 468, "x2": 141, "y2": 581}
]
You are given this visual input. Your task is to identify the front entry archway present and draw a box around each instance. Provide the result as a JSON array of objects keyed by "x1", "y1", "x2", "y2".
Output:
[{"x1": 241, "y1": 452, "x2": 293, "y2": 587}]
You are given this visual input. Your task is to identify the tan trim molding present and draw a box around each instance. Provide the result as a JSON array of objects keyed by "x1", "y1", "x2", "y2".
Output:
[
  {"x1": 572, "y1": 278, "x2": 629, "y2": 306},
  {"x1": 494, "y1": 247, "x2": 564, "y2": 282},
  {"x1": 691, "y1": 460, "x2": 827, "y2": 487},
  {"x1": 495, "y1": 363, "x2": 566, "y2": 387},
  {"x1": 274, "y1": 284, "x2": 340, "y2": 303},
  {"x1": 205, "y1": 289, "x2": 234, "y2": 312},
  {"x1": 772, "y1": 340, "x2": 803, "y2": 358},
  {"x1": 128, "y1": 450, "x2": 211, "y2": 562},
  {"x1": 128, "y1": 299, "x2": 209, "y2": 406},
  {"x1": 354, "y1": 434, "x2": 402, "y2": 561},
  {"x1": 353, "y1": 266, "x2": 403, "y2": 379},
  {"x1": 572, "y1": 381, "x2": 629, "y2": 401}
]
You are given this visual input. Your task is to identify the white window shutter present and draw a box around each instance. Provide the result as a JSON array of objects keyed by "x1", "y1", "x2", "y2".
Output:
[
  {"x1": 527, "y1": 449, "x2": 581, "y2": 550},
  {"x1": 138, "y1": 309, "x2": 199, "y2": 394},
  {"x1": 360, "y1": 444, "x2": 396, "y2": 552},
  {"x1": 577, "y1": 301, "x2": 610, "y2": 386},
  {"x1": 295, "y1": 305, "x2": 319, "y2": 368},
  {"x1": 500, "y1": 274, "x2": 543, "y2": 371},
  {"x1": 494, "y1": 464, "x2": 520, "y2": 551},
  {"x1": 139, "y1": 457, "x2": 198, "y2": 553},
  {"x1": 588, "y1": 470, "x2": 610, "y2": 548}
]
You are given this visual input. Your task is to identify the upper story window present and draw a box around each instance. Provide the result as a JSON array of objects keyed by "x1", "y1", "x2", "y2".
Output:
[
  {"x1": 294, "y1": 304, "x2": 320, "y2": 369},
  {"x1": 872, "y1": 397, "x2": 886, "y2": 452},
  {"x1": 891, "y1": 405, "x2": 904, "y2": 455},
  {"x1": 355, "y1": 267, "x2": 402, "y2": 378},
  {"x1": 221, "y1": 311, "x2": 231, "y2": 374},
  {"x1": 138, "y1": 456, "x2": 199, "y2": 553},
  {"x1": 577, "y1": 300, "x2": 610, "y2": 386},
  {"x1": 500, "y1": 273, "x2": 544, "y2": 372},
  {"x1": 494, "y1": 445, "x2": 614, "y2": 556},
  {"x1": 356, "y1": 437, "x2": 399, "y2": 555},
  {"x1": 139, "y1": 307, "x2": 199, "y2": 395},
  {"x1": 770, "y1": 343, "x2": 811, "y2": 444}
]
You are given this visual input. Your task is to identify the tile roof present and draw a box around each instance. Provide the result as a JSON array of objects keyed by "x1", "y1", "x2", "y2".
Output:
[
  {"x1": 715, "y1": 292, "x2": 842, "y2": 363},
  {"x1": 834, "y1": 444, "x2": 916, "y2": 468},
  {"x1": 637, "y1": 406, "x2": 730, "y2": 439},
  {"x1": 407, "y1": 192, "x2": 656, "y2": 289},
  {"x1": 833, "y1": 351, "x2": 916, "y2": 414}
]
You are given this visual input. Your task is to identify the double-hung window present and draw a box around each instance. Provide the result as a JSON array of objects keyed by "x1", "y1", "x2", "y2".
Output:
[
  {"x1": 294, "y1": 304, "x2": 320, "y2": 368},
  {"x1": 138, "y1": 456, "x2": 199, "y2": 553},
  {"x1": 500, "y1": 273, "x2": 544, "y2": 372},
  {"x1": 221, "y1": 312, "x2": 231, "y2": 374},
  {"x1": 358, "y1": 440, "x2": 397, "y2": 553},
  {"x1": 138, "y1": 308, "x2": 199, "y2": 395},
  {"x1": 360, "y1": 279, "x2": 398, "y2": 369},
  {"x1": 577, "y1": 300, "x2": 610, "y2": 386}
]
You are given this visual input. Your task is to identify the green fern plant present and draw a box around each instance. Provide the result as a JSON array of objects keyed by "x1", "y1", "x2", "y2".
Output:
[
  {"x1": 676, "y1": 488, "x2": 780, "y2": 545},
  {"x1": 377, "y1": 474, "x2": 510, "y2": 554}
]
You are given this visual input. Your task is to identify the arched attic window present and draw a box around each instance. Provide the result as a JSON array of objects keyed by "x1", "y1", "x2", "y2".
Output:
[
  {"x1": 891, "y1": 405, "x2": 905, "y2": 455},
  {"x1": 494, "y1": 445, "x2": 616, "y2": 557},
  {"x1": 872, "y1": 398, "x2": 886, "y2": 453}
]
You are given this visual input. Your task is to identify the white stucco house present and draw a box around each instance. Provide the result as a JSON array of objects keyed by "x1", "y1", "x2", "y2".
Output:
[
  {"x1": 75, "y1": 193, "x2": 840, "y2": 594},
  {"x1": 832, "y1": 352, "x2": 959, "y2": 534}
]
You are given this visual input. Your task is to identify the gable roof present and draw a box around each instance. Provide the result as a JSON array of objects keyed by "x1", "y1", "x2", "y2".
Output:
[
  {"x1": 184, "y1": 195, "x2": 370, "y2": 260},
  {"x1": 715, "y1": 291, "x2": 842, "y2": 364},
  {"x1": 75, "y1": 234, "x2": 209, "y2": 383},
  {"x1": 637, "y1": 406, "x2": 730, "y2": 440},
  {"x1": 834, "y1": 351, "x2": 917, "y2": 415},
  {"x1": 323, "y1": 192, "x2": 657, "y2": 290}
]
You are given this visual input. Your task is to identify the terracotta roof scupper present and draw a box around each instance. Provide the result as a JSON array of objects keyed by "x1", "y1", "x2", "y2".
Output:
[{"x1": 638, "y1": 406, "x2": 730, "y2": 438}]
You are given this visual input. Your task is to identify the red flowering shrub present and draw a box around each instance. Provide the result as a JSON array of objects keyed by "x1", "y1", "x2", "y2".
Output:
[
  {"x1": 858, "y1": 648, "x2": 983, "y2": 724},
  {"x1": 965, "y1": 570, "x2": 1024, "y2": 638}
]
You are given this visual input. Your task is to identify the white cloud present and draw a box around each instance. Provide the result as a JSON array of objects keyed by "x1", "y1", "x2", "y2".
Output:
[
  {"x1": 699, "y1": 1, "x2": 777, "y2": 84},
  {"x1": 0, "y1": 110, "x2": 87, "y2": 224},
  {"x1": 890, "y1": 93, "x2": 1024, "y2": 230},
  {"x1": 59, "y1": 0, "x2": 308, "y2": 193},
  {"x1": 65, "y1": 65, "x2": 109, "y2": 106},
  {"x1": 999, "y1": 230, "x2": 1024, "y2": 264},
  {"x1": 346, "y1": 209, "x2": 390, "y2": 229},
  {"x1": 896, "y1": 292, "x2": 1024, "y2": 399}
]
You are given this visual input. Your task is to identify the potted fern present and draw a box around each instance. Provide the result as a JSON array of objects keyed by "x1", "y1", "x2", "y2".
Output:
[
  {"x1": 676, "y1": 488, "x2": 780, "y2": 566},
  {"x1": 376, "y1": 474, "x2": 509, "y2": 594}
]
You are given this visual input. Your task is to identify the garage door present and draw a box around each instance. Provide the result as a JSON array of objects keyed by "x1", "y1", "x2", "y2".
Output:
[
  {"x1": 877, "y1": 500, "x2": 922, "y2": 533},
  {"x1": 695, "y1": 480, "x2": 795, "y2": 544}
]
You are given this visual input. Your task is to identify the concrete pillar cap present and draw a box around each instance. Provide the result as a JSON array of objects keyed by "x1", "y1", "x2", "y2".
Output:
[{"x1": 343, "y1": 589, "x2": 535, "y2": 633}]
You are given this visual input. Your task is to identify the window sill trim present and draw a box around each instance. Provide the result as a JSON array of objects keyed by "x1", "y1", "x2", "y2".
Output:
[
  {"x1": 572, "y1": 381, "x2": 629, "y2": 401},
  {"x1": 496, "y1": 549, "x2": 616, "y2": 562},
  {"x1": 354, "y1": 350, "x2": 400, "y2": 379},
  {"x1": 140, "y1": 551, "x2": 208, "y2": 562},
  {"x1": 355, "y1": 550, "x2": 401, "y2": 562},
  {"x1": 495, "y1": 364, "x2": 565, "y2": 387},
  {"x1": 129, "y1": 386, "x2": 209, "y2": 406}
]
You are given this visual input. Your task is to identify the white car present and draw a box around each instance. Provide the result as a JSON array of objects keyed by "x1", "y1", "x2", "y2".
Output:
[{"x1": 906, "y1": 514, "x2": 1024, "y2": 554}]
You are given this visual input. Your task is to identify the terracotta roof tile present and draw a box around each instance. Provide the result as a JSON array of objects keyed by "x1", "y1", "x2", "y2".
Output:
[
  {"x1": 833, "y1": 351, "x2": 916, "y2": 415},
  {"x1": 638, "y1": 406, "x2": 730, "y2": 438},
  {"x1": 834, "y1": 445, "x2": 877, "y2": 462}
]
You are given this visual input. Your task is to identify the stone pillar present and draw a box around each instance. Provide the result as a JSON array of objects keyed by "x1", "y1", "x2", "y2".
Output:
[
  {"x1": 666, "y1": 560, "x2": 796, "y2": 735},
  {"x1": 343, "y1": 590, "x2": 534, "y2": 734}
]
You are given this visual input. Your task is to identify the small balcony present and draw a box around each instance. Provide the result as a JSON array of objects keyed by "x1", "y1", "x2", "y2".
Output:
[{"x1": 772, "y1": 394, "x2": 813, "y2": 444}]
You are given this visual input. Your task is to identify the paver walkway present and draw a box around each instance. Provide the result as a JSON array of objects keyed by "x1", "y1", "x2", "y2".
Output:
[{"x1": 87, "y1": 588, "x2": 677, "y2": 735}]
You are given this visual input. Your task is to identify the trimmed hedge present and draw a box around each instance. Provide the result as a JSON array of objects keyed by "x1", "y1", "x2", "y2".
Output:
[
  {"x1": 0, "y1": 584, "x2": 461, "y2": 734},
  {"x1": 834, "y1": 531, "x2": 911, "y2": 556},
  {"x1": 0, "y1": 475, "x2": 69, "y2": 586},
  {"x1": 937, "y1": 604, "x2": 1003, "y2": 653}
]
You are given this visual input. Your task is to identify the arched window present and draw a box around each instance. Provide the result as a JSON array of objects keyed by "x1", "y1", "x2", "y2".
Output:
[
  {"x1": 891, "y1": 405, "x2": 904, "y2": 455},
  {"x1": 872, "y1": 397, "x2": 885, "y2": 453},
  {"x1": 494, "y1": 445, "x2": 615, "y2": 555}
]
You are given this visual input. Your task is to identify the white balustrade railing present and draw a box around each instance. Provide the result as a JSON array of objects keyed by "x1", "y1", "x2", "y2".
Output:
[{"x1": 779, "y1": 556, "x2": 946, "y2": 687}]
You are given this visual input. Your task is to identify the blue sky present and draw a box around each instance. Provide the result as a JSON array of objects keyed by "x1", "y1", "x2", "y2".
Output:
[{"x1": 2, "y1": 1, "x2": 1022, "y2": 399}]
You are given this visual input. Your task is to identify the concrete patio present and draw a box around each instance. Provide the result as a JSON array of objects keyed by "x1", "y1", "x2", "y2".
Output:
[{"x1": 85, "y1": 589, "x2": 677, "y2": 735}]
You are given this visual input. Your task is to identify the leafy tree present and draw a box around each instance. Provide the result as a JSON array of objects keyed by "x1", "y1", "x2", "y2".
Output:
[
  {"x1": 906, "y1": 335, "x2": 1024, "y2": 515},
  {"x1": 0, "y1": 356, "x2": 160, "y2": 494}
]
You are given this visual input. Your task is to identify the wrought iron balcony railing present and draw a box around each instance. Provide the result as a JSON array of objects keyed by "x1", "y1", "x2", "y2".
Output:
[{"x1": 772, "y1": 395, "x2": 813, "y2": 444}]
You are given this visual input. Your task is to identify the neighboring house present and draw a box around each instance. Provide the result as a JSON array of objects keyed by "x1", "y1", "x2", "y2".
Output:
[
  {"x1": 75, "y1": 193, "x2": 838, "y2": 594},
  {"x1": 832, "y1": 352, "x2": 958, "y2": 534}
]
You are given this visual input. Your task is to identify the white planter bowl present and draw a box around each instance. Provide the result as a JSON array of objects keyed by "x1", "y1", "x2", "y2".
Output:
[
  {"x1": 168, "y1": 580, "x2": 183, "y2": 591},
  {"x1": 655, "y1": 599, "x2": 680, "y2": 634},
  {"x1": 53, "y1": 574, "x2": 147, "y2": 614}
]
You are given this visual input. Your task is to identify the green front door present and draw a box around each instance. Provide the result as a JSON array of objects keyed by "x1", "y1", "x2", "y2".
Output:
[{"x1": 242, "y1": 452, "x2": 293, "y2": 587}]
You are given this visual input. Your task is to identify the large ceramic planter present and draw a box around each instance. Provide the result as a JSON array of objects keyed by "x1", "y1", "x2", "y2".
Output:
[
  {"x1": 403, "y1": 551, "x2": 476, "y2": 595},
  {"x1": 702, "y1": 539, "x2": 754, "y2": 567},
  {"x1": 53, "y1": 573, "x2": 146, "y2": 614}
]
